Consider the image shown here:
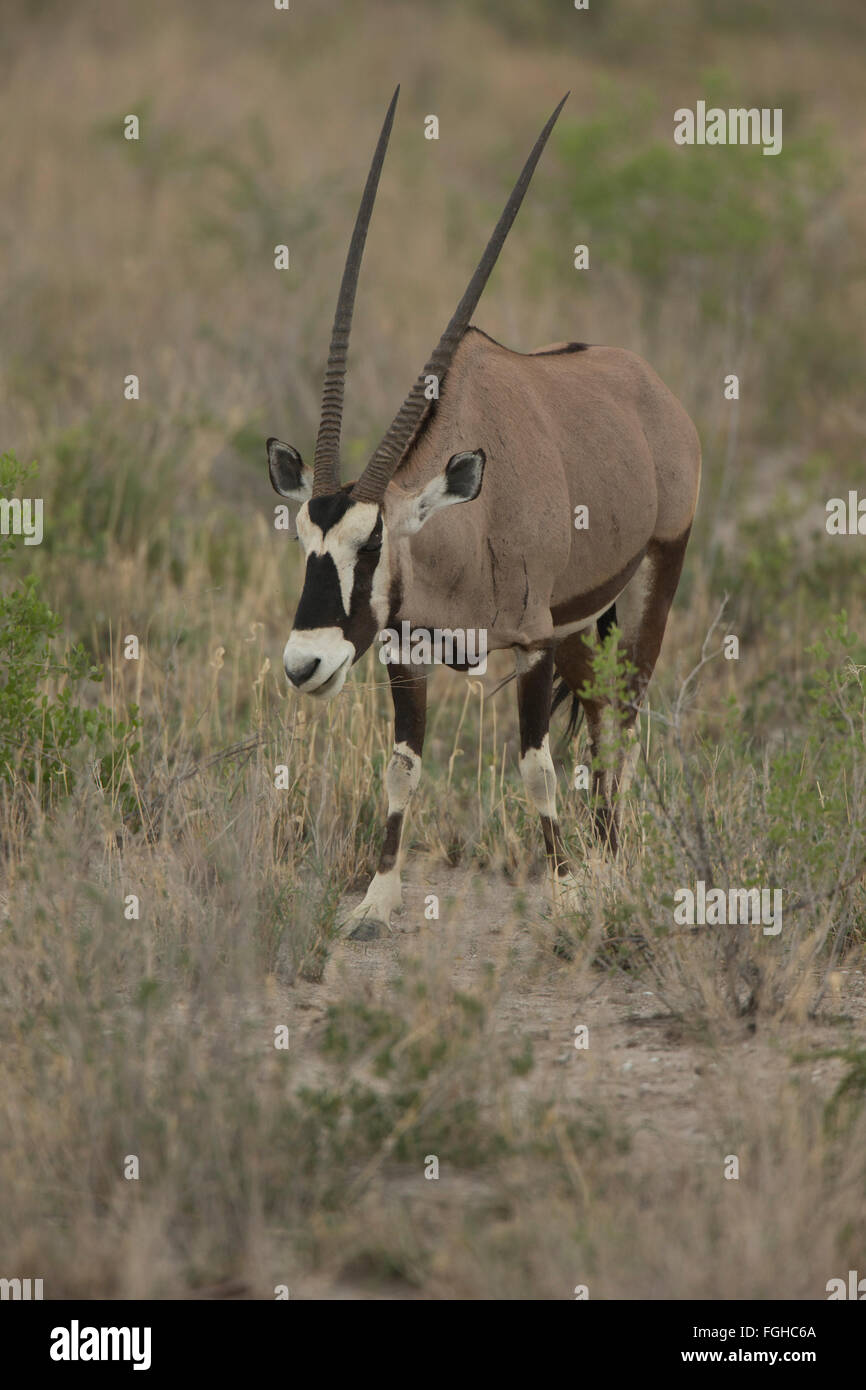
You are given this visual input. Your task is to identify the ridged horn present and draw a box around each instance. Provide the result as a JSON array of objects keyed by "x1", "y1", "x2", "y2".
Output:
[
  {"x1": 312, "y1": 86, "x2": 400, "y2": 497},
  {"x1": 351, "y1": 93, "x2": 569, "y2": 504}
]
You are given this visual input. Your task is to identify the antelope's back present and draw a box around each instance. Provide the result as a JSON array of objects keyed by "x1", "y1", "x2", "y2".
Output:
[{"x1": 397, "y1": 328, "x2": 700, "y2": 608}]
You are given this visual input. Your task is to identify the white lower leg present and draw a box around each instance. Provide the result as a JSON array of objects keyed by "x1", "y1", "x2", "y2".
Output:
[
  {"x1": 518, "y1": 734, "x2": 581, "y2": 908},
  {"x1": 518, "y1": 733, "x2": 558, "y2": 820},
  {"x1": 344, "y1": 742, "x2": 421, "y2": 929}
]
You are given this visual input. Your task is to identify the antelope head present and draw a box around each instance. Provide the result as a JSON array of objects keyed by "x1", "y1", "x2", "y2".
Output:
[{"x1": 268, "y1": 88, "x2": 567, "y2": 699}]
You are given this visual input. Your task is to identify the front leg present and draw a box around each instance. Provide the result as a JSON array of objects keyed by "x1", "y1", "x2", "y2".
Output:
[
  {"x1": 514, "y1": 647, "x2": 582, "y2": 911},
  {"x1": 344, "y1": 662, "x2": 427, "y2": 940}
]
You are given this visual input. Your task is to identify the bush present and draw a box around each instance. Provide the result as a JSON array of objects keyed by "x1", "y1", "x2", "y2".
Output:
[{"x1": 0, "y1": 451, "x2": 139, "y2": 805}]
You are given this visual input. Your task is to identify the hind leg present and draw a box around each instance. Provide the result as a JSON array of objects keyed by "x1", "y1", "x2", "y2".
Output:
[
  {"x1": 556, "y1": 531, "x2": 691, "y2": 851},
  {"x1": 616, "y1": 530, "x2": 691, "y2": 700},
  {"x1": 554, "y1": 631, "x2": 619, "y2": 848}
]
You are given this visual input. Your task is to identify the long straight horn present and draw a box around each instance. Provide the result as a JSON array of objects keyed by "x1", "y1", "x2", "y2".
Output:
[
  {"x1": 312, "y1": 86, "x2": 400, "y2": 497},
  {"x1": 351, "y1": 93, "x2": 569, "y2": 504}
]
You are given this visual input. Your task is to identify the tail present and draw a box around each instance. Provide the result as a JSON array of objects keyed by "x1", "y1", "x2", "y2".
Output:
[{"x1": 551, "y1": 677, "x2": 583, "y2": 741}]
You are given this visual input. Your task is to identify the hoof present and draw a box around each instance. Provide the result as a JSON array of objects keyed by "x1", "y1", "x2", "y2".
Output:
[{"x1": 346, "y1": 916, "x2": 389, "y2": 941}]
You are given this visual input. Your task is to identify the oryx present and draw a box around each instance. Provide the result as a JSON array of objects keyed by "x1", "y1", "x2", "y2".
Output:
[{"x1": 266, "y1": 89, "x2": 701, "y2": 937}]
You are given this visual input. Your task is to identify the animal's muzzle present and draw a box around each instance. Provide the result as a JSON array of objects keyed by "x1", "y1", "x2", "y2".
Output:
[{"x1": 282, "y1": 628, "x2": 355, "y2": 699}]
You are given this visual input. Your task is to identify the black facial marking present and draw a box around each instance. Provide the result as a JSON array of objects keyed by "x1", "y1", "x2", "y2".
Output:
[
  {"x1": 293, "y1": 552, "x2": 345, "y2": 631},
  {"x1": 345, "y1": 518, "x2": 384, "y2": 656},
  {"x1": 359, "y1": 512, "x2": 383, "y2": 552},
  {"x1": 291, "y1": 495, "x2": 384, "y2": 656},
  {"x1": 307, "y1": 491, "x2": 356, "y2": 534}
]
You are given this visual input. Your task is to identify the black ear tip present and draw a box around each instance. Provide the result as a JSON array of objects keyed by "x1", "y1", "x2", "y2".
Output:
[
  {"x1": 267, "y1": 437, "x2": 303, "y2": 463},
  {"x1": 447, "y1": 447, "x2": 485, "y2": 471}
]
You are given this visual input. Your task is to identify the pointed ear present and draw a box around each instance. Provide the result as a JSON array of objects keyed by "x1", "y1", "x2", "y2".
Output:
[
  {"x1": 390, "y1": 449, "x2": 485, "y2": 537},
  {"x1": 267, "y1": 438, "x2": 313, "y2": 501}
]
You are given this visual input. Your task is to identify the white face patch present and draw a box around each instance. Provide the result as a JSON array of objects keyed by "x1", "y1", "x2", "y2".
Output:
[
  {"x1": 296, "y1": 500, "x2": 381, "y2": 615},
  {"x1": 369, "y1": 525, "x2": 391, "y2": 630},
  {"x1": 294, "y1": 503, "x2": 322, "y2": 551}
]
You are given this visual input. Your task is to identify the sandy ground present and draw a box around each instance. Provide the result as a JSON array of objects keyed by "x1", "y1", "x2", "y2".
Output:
[{"x1": 276, "y1": 860, "x2": 865, "y2": 1297}]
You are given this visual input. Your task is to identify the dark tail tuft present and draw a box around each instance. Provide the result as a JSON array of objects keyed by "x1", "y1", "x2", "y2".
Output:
[{"x1": 551, "y1": 676, "x2": 583, "y2": 742}]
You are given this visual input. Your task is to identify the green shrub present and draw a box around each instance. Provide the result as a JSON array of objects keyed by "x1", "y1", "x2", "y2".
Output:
[{"x1": 0, "y1": 451, "x2": 139, "y2": 805}]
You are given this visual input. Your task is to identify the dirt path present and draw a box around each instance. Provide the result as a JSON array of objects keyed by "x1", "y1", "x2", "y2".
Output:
[{"x1": 278, "y1": 860, "x2": 865, "y2": 1297}]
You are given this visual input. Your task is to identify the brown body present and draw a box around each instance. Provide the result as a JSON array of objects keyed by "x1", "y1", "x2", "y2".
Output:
[{"x1": 393, "y1": 328, "x2": 700, "y2": 650}]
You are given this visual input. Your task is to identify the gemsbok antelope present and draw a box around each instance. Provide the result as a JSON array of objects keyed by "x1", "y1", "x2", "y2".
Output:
[{"x1": 266, "y1": 89, "x2": 701, "y2": 937}]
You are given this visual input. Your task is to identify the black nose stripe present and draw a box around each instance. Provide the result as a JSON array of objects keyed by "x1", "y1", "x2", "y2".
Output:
[{"x1": 293, "y1": 552, "x2": 345, "y2": 629}]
